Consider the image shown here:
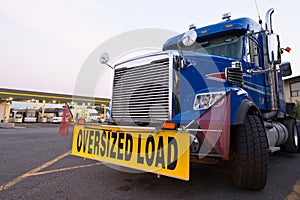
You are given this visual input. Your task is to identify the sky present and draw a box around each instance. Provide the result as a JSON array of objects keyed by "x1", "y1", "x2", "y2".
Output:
[{"x1": 0, "y1": 0, "x2": 299, "y2": 99}]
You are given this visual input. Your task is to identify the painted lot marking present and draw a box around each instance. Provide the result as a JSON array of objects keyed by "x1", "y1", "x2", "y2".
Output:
[
  {"x1": 29, "y1": 162, "x2": 103, "y2": 177},
  {"x1": 1, "y1": 148, "x2": 299, "y2": 197},
  {"x1": 0, "y1": 150, "x2": 102, "y2": 192},
  {"x1": 286, "y1": 179, "x2": 300, "y2": 200}
]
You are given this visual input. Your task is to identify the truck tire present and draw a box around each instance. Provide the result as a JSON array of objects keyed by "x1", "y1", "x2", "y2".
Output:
[
  {"x1": 283, "y1": 118, "x2": 299, "y2": 153},
  {"x1": 298, "y1": 122, "x2": 300, "y2": 153},
  {"x1": 297, "y1": 120, "x2": 300, "y2": 153},
  {"x1": 231, "y1": 115, "x2": 269, "y2": 190}
]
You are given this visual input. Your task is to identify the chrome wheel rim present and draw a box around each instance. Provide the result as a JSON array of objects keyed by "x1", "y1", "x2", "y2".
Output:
[{"x1": 294, "y1": 125, "x2": 298, "y2": 147}]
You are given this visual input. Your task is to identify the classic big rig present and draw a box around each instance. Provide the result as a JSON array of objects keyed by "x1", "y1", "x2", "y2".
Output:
[{"x1": 72, "y1": 8, "x2": 299, "y2": 190}]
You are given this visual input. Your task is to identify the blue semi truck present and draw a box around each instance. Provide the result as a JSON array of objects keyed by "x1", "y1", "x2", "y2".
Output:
[{"x1": 72, "y1": 8, "x2": 299, "y2": 190}]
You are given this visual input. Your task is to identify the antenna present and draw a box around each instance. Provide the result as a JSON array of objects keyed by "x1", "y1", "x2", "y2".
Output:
[{"x1": 254, "y1": 0, "x2": 262, "y2": 25}]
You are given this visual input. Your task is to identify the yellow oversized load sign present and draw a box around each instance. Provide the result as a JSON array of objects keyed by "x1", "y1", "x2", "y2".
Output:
[{"x1": 72, "y1": 125, "x2": 190, "y2": 180}]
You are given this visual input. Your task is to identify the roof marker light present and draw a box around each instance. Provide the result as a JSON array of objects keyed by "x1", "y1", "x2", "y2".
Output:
[
  {"x1": 226, "y1": 24, "x2": 233, "y2": 28},
  {"x1": 189, "y1": 23, "x2": 196, "y2": 30},
  {"x1": 201, "y1": 30, "x2": 208, "y2": 34},
  {"x1": 222, "y1": 12, "x2": 231, "y2": 21}
]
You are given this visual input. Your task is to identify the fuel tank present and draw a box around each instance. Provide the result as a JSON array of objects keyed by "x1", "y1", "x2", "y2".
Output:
[{"x1": 264, "y1": 121, "x2": 288, "y2": 152}]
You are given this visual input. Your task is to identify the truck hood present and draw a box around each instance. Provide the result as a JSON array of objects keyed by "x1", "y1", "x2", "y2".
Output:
[{"x1": 173, "y1": 50, "x2": 237, "y2": 124}]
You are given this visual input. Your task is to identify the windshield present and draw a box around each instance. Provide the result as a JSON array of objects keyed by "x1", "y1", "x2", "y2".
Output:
[{"x1": 164, "y1": 33, "x2": 244, "y2": 60}]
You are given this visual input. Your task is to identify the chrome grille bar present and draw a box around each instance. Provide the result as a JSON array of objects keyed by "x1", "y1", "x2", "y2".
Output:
[{"x1": 111, "y1": 53, "x2": 172, "y2": 124}]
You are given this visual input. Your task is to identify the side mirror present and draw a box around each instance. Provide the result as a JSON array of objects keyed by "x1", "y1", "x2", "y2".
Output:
[
  {"x1": 267, "y1": 33, "x2": 281, "y2": 64},
  {"x1": 182, "y1": 29, "x2": 197, "y2": 47},
  {"x1": 99, "y1": 52, "x2": 110, "y2": 64},
  {"x1": 99, "y1": 52, "x2": 114, "y2": 69},
  {"x1": 279, "y1": 62, "x2": 292, "y2": 77}
]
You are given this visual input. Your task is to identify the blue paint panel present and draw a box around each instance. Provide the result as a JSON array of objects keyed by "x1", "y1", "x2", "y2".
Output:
[
  {"x1": 178, "y1": 52, "x2": 232, "y2": 113},
  {"x1": 164, "y1": 18, "x2": 261, "y2": 50},
  {"x1": 172, "y1": 86, "x2": 249, "y2": 126},
  {"x1": 166, "y1": 17, "x2": 287, "y2": 126},
  {"x1": 242, "y1": 61, "x2": 269, "y2": 111},
  {"x1": 171, "y1": 51, "x2": 244, "y2": 125}
]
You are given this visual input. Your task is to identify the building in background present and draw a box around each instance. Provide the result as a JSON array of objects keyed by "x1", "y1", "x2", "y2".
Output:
[{"x1": 283, "y1": 75, "x2": 300, "y2": 103}]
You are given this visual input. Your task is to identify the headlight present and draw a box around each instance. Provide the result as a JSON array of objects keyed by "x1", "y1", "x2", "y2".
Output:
[{"x1": 193, "y1": 92, "x2": 226, "y2": 110}]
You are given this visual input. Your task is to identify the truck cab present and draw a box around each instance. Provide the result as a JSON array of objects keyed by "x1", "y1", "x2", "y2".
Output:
[
  {"x1": 107, "y1": 9, "x2": 296, "y2": 189},
  {"x1": 162, "y1": 14, "x2": 287, "y2": 123},
  {"x1": 72, "y1": 8, "x2": 298, "y2": 190}
]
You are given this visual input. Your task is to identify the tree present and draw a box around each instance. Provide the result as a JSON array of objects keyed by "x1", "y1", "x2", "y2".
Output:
[{"x1": 293, "y1": 100, "x2": 300, "y2": 120}]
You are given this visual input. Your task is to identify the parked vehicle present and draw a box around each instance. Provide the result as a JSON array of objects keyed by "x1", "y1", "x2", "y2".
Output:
[
  {"x1": 11, "y1": 108, "x2": 37, "y2": 123},
  {"x1": 71, "y1": 9, "x2": 298, "y2": 190},
  {"x1": 70, "y1": 107, "x2": 101, "y2": 123},
  {"x1": 39, "y1": 108, "x2": 64, "y2": 123}
]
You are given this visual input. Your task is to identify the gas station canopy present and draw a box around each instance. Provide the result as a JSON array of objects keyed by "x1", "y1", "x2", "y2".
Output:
[{"x1": 0, "y1": 87, "x2": 110, "y2": 105}]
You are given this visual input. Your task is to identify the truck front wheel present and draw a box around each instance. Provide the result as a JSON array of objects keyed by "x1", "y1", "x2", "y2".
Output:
[{"x1": 230, "y1": 115, "x2": 269, "y2": 190}]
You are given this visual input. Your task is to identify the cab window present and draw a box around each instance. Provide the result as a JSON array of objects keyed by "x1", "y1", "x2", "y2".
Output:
[{"x1": 248, "y1": 37, "x2": 260, "y2": 66}]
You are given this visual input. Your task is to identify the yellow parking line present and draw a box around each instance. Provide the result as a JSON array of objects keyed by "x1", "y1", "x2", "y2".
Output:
[
  {"x1": 286, "y1": 179, "x2": 300, "y2": 200},
  {"x1": 28, "y1": 162, "x2": 103, "y2": 177},
  {"x1": 0, "y1": 150, "x2": 71, "y2": 192}
]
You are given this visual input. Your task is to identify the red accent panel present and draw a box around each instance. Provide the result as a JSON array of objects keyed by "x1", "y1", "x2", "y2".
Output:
[
  {"x1": 207, "y1": 72, "x2": 225, "y2": 80},
  {"x1": 197, "y1": 94, "x2": 231, "y2": 160}
]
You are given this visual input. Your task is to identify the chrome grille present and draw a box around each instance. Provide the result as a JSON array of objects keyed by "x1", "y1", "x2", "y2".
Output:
[
  {"x1": 225, "y1": 67, "x2": 244, "y2": 87},
  {"x1": 111, "y1": 54, "x2": 171, "y2": 124}
]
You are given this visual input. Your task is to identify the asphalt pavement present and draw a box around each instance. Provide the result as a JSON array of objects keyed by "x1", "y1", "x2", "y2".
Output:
[{"x1": 0, "y1": 124, "x2": 299, "y2": 200}]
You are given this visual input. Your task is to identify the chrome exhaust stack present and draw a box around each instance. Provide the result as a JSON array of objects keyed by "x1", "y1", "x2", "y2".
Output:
[
  {"x1": 262, "y1": 8, "x2": 280, "y2": 119},
  {"x1": 265, "y1": 8, "x2": 274, "y2": 34}
]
